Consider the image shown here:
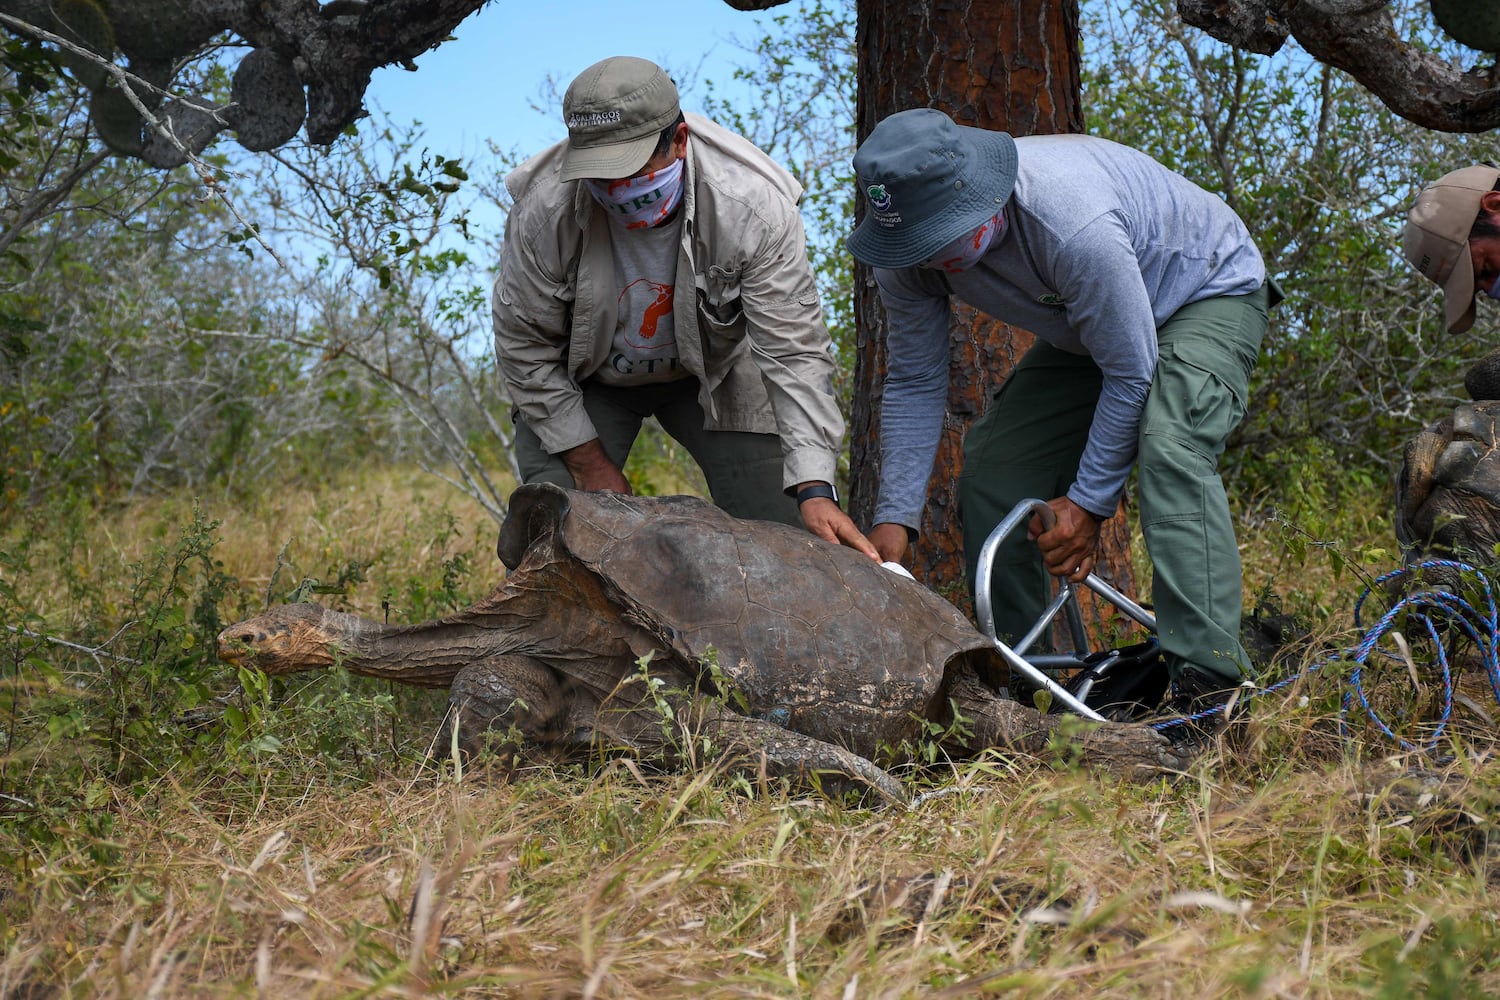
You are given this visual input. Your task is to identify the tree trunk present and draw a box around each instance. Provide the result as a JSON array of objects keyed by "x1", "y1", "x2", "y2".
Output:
[{"x1": 848, "y1": 0, "x2": 1138, "y2": 634}]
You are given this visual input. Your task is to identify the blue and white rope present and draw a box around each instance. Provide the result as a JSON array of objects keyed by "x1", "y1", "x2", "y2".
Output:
[{"x1": 1148, "y1": 559, "x2": 1500, "y2": 756}]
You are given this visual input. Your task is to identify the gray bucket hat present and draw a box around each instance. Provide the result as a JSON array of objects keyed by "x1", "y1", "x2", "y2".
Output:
[
  {"x1": 848, "y1": 108, "x2": 1018, "y2": 269},
  {"x1": 559, "y1": 56, "x2": 680, "y2": 183}
]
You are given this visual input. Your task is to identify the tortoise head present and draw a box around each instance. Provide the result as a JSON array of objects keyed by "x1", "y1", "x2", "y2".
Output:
[
  {"x1": 497, "y1": 482, "x2": 571, "y2": 570},
  {"x1": 216, "y1": 603, "x2": 358, "y2": 675}
]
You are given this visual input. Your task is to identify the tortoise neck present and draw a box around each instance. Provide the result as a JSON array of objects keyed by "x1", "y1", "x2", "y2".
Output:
[{"x1": 334, "y1": 611, "x2": 522, "y2": 689}]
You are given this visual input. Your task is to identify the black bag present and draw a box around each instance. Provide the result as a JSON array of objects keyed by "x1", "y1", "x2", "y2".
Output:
[{"x1": 1065, "y1": 638, "x2": 1170, "y2": 721}]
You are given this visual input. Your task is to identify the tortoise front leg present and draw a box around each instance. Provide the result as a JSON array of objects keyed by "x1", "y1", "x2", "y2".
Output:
[
  {"x1": 661, "y1": 697, "x2": 908, "y2": 806},
  {"x1": 440, "y1": 653, "x2": 569, "y2": 765}
]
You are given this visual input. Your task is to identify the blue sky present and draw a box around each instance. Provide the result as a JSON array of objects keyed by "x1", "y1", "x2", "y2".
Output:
[{"x1": 362, "y1": 0, "x2": 792, "y2": 163}]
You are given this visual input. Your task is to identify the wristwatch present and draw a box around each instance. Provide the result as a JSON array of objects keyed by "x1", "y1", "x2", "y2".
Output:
[{"x1": 795, "y1": 483, "x2": 839, "y2": 505}]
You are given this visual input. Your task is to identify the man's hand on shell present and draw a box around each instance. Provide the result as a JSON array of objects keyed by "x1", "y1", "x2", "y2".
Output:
[
  {"x1": 801, "y1": 499, "x2": 880, "y2": 560},
  {"x1": 868, "y1": 522, "x2": 911, "y2": 566}
]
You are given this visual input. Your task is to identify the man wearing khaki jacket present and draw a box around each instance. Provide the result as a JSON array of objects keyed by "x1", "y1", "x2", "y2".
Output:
[{"x1": 493, "y1": 56, "x2": 875, "y2": 555}]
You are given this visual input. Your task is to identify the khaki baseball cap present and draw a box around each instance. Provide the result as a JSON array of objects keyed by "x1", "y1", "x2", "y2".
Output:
[
  {"x1": 1403, "y1": 164, "x2": 1500, "y2": 334},
  {"x1": 558, "y1": 57, "x2": 680, "y2": 183}
]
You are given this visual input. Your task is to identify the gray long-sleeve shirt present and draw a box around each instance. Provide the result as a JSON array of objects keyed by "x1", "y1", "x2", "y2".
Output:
[{"x1": 872, "y1": 133, "x2": 1266, "y2": 529}]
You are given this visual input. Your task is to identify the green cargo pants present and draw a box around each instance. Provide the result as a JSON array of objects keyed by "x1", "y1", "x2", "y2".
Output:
[
  {"x1": 957, "y1": 284, "x2": 1271, "y2": 684},
  {"x1": 513, "y1": 376, "x2": 802, "y2": 527}
]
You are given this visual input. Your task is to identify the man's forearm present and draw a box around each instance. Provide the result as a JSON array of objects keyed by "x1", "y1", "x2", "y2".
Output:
[{"x1": 559, "y1": 439, "x2": 631, "y2": 493}]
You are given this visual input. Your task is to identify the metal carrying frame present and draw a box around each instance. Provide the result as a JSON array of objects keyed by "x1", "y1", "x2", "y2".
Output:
[{"x1": 973, "y1": 498, "x2": 1160, "y2": 721}]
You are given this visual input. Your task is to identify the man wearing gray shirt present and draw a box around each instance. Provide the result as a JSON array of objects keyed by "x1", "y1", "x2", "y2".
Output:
[{"x1": 848, "y1": 108, "x2": 1276, "y2": 709}]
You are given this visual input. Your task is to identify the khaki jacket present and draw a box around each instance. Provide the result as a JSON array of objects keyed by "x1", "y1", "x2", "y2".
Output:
[{"x1": 492, "y1": 112, "x2": 843, "y2": 489}]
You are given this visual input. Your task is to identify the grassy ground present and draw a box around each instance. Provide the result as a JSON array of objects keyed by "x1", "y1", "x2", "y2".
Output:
[{"x1": 3, "y1": 466, "x2": 1499, "y2": 997}]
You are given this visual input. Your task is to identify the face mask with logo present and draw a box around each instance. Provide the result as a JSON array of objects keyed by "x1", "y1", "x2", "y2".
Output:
[
  {"x1": 587, "y1": 158, "x2": 685, "y2": 230},
  {"x1": 921, "y1": 210, "x2": 1006, "y2": 274}
]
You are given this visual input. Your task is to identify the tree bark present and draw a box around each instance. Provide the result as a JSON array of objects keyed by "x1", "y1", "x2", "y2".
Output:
[{"x1": 848, "y1": 0, "x2": 1137, "y2": 632}]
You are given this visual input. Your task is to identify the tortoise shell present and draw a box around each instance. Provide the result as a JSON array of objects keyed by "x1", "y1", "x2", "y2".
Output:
[
  {"x1": 1396, "y1": 401, "x2": 1500, "y2": 560},
  {"x1": 498, "y1": 483, "x2": 1004, "y2": 756}
]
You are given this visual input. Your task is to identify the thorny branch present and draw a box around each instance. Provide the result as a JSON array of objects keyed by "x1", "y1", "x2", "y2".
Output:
[{"x1": 0, "y1": 12, "x2": 284, "y2": 266}]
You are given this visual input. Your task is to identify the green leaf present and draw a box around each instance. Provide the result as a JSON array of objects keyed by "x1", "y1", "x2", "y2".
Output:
[
  {"x1": 237, "y1": 665, "x2": 269, "y2": 700},
  {"x1": 250, "y1": 734, "x2": 283, "y2": 755},
  {"x1": 47, "y1": 710, "x2": 85, "y2": 740}
]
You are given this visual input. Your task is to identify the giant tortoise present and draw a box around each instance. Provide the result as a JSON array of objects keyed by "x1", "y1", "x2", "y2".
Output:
[
  {"x1": 218, "y1": 483, "x2": 1184, "y2": 803},
  {"x1": 1396, "y1": 400, "x2": 1500, "y2": 560},
  {"x1": 1396, "y1": 351, "x2": 1500, "y2": 562}
]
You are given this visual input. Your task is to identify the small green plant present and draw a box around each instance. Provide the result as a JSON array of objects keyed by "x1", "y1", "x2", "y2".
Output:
[
  {"x1": 1360, "y1": 915, "x2": 1499, "y2": 999},
  {"x1": 223, "y1": 663, "x2": 283, "y2": 759},
  {"x1": 391, "y1": 508, "x2": 481, "y2": 618},
  {"x1": 1043, "y1": 713, "x2": 1096, "y2": 770},
  {"x1": 632, "y1": 650, "x2": 677, "y2": 751},
  {"x1": 698, "y1": 645, "x2": 748, "y2": 714},
  {"x1": 881, "y1": 703, "x2": 977, "y2": 769}
]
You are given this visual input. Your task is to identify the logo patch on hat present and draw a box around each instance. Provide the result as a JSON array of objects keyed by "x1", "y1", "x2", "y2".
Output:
[
  {"x1": 866, "y1": 183, "x2": 902, "y2": 228},
  {"x1": 567, "y1": 110, "x2": 623, "y2": 130}
]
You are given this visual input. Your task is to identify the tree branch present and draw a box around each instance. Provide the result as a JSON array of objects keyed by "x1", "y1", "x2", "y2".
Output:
[
  {"x1": 0, "y1": 149, "x2": 108, "y2": 261},
  {"x1": 219, "y1": 0, "x2": 490, "y2": 144},
  {"x1": 1177, "y1": 0, "x2": 1500, "y2": 132}
]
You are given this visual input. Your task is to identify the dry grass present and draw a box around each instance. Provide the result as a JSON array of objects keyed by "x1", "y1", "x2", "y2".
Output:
[
  {"x1": 7, "y1": 743, "x2": 1500, "y2": 997},
  {"x1": 5, "y1": 469, "x2": 1500, "y2": 997}
]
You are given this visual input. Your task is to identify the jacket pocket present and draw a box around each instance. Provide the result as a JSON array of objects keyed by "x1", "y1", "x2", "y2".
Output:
[{"x1": 698, "y1": 264, "x2": 744, "y2": 327}]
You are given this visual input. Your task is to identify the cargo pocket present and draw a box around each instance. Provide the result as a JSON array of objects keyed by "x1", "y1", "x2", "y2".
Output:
[{"x1": 1142, "y1": 343, "x2": 1245, "y2": 461}]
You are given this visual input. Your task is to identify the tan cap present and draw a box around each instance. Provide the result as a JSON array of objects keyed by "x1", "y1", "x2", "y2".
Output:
[
  {"x1": 558, "y1": 57, "x2": 680, "y2": 183},
  {"x1": 1403, "y1": 164, "x2": 1500, "y2": 334}
]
